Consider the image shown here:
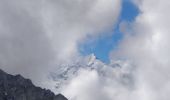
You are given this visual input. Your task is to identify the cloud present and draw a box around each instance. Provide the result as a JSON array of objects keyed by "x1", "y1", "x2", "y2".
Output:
[
  {"x1": 111, "y1": 0, "x2": 170, "y2": 100},
  {"x1": 0, "y1": 0, "x2": 121, "y2": 88},
  {"x1": 41, "y1": 0, "x2": 121, "y2": 61},
  {"x1": 62, "y1": 69, "x2": 107, "y2": 100}
]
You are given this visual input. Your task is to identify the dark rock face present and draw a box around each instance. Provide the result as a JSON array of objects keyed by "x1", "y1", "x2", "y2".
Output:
[{"x1": 0, "y1": 69, "x2": 68, "y2": 100}]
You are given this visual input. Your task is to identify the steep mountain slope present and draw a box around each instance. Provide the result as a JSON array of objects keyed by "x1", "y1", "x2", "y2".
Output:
[{"x1": 0, "y1": 69, "x2": 67, "y2": 100}]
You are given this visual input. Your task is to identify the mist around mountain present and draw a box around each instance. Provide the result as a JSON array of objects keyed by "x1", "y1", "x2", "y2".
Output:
[{"x1": 50, "y1": 54, "x2": 134, "y2": 99}]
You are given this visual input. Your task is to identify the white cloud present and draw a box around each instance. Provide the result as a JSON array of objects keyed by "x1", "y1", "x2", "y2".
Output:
[
  {"x1": 0, "y1": 0, "x2": 121, "y2": 88},
  {"x1": 62, "y1": 69, "x2": 104, "y2": 100},
  {"x1": 111, "y1": 0, "x2": 170, "y2": 100},
  {"x1": 41, "y1": 0, "x2": 122, "y2": 61}
]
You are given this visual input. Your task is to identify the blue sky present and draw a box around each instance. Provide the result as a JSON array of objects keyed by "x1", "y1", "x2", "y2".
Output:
[{"x1": 80, "y1": 0, "x2": 139, "y2": 63}]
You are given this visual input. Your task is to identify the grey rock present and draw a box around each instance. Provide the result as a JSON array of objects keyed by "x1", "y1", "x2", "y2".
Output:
[{"x1": 0, "y1": 69, "x2": 67, "y2": 100}]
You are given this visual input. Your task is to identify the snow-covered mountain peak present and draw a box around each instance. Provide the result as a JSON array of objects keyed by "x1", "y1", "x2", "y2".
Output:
[
  {"x1": 83, "y1": 53, "x2": 97, "y2": 66},
  {"x1": 87, "y1": 53, "x2": 96, "y2": 65},
  {"x1": 49, "y1": 54, "x2": 134, "y2": 93}
]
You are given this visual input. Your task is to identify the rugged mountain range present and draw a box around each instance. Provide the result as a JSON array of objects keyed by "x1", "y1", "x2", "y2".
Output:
[
  {"x1": 50, "y1": 54, "x2": 133, "y2": 92},
  {"x1": 0, "y1": 69, "x2": 67, "y2": 100}
]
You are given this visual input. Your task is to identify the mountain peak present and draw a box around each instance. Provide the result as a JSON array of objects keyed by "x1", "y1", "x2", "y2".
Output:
[{"x1": 87, "y1": 53, "x2": 96, "y2": 66}]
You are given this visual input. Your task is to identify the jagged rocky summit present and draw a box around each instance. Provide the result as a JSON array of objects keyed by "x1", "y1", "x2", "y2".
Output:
[{"x1": 0, "y1": 69, "x2": 68, "y2": 100}]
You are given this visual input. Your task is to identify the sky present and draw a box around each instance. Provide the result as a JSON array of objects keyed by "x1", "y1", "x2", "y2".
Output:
[
  {"x1": 80, "y1": 0, "x2": 139, "y2": 63},
  {"x1": 0, "y1": 0, "x2": 170, "y2": 100}
]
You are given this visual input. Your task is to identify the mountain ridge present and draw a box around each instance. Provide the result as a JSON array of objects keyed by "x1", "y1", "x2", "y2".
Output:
[{"x1": 0, "y1": 69, "x2": 68, "y2": 100}]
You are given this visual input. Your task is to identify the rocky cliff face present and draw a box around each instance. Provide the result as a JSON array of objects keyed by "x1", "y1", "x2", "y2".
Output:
[{"x1": 0, "y1": 69, "x2": 68, "y2": 100}]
